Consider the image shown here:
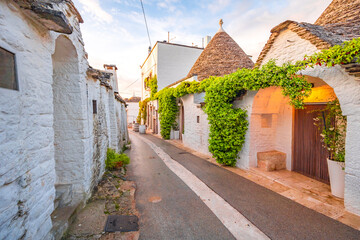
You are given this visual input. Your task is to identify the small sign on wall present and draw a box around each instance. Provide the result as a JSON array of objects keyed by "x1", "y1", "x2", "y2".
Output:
[{"x1": 92, "y1": 100, "x2": 97, "y2": 114}]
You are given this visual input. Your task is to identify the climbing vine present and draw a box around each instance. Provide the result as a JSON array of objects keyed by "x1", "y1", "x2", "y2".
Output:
[
  {"x1": 145, "y1": 75, "x2": 158, "y2": 100},
  {"x1": 154, "y1": 80, "x2": 210, "y2": 139},
  {"x1": 136, "y1": 98, "x2": 149, "y2": 124},
  {"x1": 154, "y1": 38, "x2": 360, "y2": 166},
  {"x1": 303, "y1": 38, "x2": 360, "y2": 67}
]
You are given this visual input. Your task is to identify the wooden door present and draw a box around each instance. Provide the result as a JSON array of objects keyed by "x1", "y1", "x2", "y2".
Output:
[{"x1": 293, "y1": 105, "x2": 330, "y2": 184}]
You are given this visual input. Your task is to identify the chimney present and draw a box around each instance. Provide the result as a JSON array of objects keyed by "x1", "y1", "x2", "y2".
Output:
[
  {"x1": 104, "y1": 64, "x2": 119, "y2": 93},
  {"x1": 204, "y1": 36, "x2": 211, "y2": 48}
]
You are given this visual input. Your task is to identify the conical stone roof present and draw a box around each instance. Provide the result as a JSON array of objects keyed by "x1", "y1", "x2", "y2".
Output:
[
  {"x1": 315, "y1": 0, "x2": 360, "y2": 26},
  {"x1": 187, "y1": 21, "x2": 254, "y2": 81}
]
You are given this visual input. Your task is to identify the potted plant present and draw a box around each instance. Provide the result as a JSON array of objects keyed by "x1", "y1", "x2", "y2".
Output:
[
  {"x1": 173, "y1": 122, "x2": 180, "y2": 140},
  {"x1": 314, "y1": 99, "x2": 347, "y2": 198}
]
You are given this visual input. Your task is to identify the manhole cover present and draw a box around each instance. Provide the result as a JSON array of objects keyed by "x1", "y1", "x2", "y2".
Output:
[{"x1": 104, "y1": 215, "x2": 139, "y2": 232}]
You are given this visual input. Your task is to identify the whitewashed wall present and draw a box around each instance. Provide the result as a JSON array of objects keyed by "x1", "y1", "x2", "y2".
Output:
[
  {"x1": 127, "y1": 102, "x2": 139, "y2": 124},
  {"x1": 141, "y1": 44, "x2": 158, "y2": 100},
  {"x1": 157, "y1": 43, "x2": 203, "y2": 90},
  {"x1": 249, "y1": 87, "x2": 292, "y2": 170},
  {"x1": 233, "y1": 91, "x2": 258, "y2": 169},
  {"x1": 181, "y1": 94, "x2": 211, "y2": 156},
  {"x1": 261, "y1": 29, "x2": 319, "y2": 65},
  {"x1": 0, "y1": 2, "x2": 128, "y2": 239}
]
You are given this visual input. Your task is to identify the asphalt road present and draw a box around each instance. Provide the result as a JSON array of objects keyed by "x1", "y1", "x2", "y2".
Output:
[
  {"x1": 140, "y1": 133, "x2": 360, "y2": 240},
  {"x1": 127, "y1": 133, "x2": 235, "y2": 240}
]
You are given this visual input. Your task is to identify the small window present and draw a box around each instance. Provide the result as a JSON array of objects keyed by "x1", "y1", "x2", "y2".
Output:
[
  {"x1": 261, "y1": 114, "x2": 272, "y2": 128},
  {"x1": 197, "y1": 116, "x2": 200, "y2": 123},
  {"x1": 92, "y1": 100, "x2": 97, "y2": 114},
  {"x1": 0, "y1": 47, "x2": 18, "y2": 90}
]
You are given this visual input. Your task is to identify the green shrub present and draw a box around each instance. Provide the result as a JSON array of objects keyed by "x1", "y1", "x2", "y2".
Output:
[{"x1": 106, "y1": 148, "x2": 130, "y2": 170}]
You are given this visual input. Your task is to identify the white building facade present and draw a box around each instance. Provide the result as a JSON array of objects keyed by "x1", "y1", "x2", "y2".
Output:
[
  {"x1": 141, "y1": 41, "x2": 203, "y2": 134},
  {"x1": 0, "y1": 1, "x2": 128, "y2": 239}
]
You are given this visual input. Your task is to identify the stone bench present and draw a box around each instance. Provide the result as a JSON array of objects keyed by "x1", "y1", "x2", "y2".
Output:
[{"x1": 257, "y1": 150, "x2": 286, "y2": 171}]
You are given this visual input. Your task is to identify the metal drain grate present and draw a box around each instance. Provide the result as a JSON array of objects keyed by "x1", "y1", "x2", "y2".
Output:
[
  {"x1": 178, "y1": 152, "x2": 188, "y2": 154},
  {"x1": 104, "y1": 215, "x2": 139, "y2": 232}
]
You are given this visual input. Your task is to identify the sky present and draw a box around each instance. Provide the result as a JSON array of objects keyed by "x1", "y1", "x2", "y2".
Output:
[{"x1": 72, "y1": 0, "x2": 332, "y2": 98}]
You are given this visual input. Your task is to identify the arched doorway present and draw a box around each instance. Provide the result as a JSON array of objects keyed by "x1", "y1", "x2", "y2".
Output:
[
  {"x1": 249, "y1": 77, "x2": 338, "y2": 183},
  {"x1": 293, "y1": 77, "x2": 337, "y2": 183},
  {"x1": 52, "y1": 35, "x2": 84, "y2": 207}
]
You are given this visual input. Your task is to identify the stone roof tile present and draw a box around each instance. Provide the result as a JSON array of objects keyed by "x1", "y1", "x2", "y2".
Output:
[
  {"x1": 315, "y1": 0, "x2": 360, "y2": 26},
  {"x1": 187, "y1": 29, "x2": 254, "y2": 81}
]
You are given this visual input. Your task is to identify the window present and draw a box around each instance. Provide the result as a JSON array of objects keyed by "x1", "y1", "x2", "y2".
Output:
[
  {"x1": 261, "y1": 114, "x2": 272, "y2": 128},
  {"x1": 0, "y1": 47, "x2": 18, "y2": 90},
  {"x1": 92, "y1": 100, "x2": 97, "y2": 114}
]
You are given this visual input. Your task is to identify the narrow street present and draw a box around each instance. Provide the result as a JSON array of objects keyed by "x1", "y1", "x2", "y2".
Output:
[
  {"x1": 128, "y1": 132, "x2": 360, "y2": 240},
  {"x1": 127, "y1": 132, "x2": 235, "y2": 240}
]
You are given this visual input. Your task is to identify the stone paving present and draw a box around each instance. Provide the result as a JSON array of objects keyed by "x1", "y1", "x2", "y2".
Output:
[{"x1": 64, "y1": 169, "x2": 139, "y2": 240}]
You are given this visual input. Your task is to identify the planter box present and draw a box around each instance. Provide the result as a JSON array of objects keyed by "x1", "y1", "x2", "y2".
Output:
[
  {"x1": 327, "y1": 159, "x2": 345, "y2": 198},
  {"x1": 139, "y1": 125, "x2": 146, "y2": 134},
  {"x1": 173, "y1": 131, "x2": 180, "y2": 140}
]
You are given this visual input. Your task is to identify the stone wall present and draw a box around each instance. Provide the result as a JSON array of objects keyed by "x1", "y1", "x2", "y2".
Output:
[
  {"x1": 126, "y1": 102, "x2": 139, "y2": 124},
  {"x1": 181, "y1": 94, "x2": 211, "y2": 156},
  {"x1": 261, "y1": 29, "x2": 319, "y2": 66},
  {"x1": 0, "y1": 1, "x2": 128, "y2": 239},
  {"x1": 249, "y1": 87, "x2": 293, "y2": 170}
]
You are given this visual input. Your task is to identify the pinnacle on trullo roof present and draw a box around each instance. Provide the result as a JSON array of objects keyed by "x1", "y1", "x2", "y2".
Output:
[{"x1": 187, "y1": 19, "x2": 254, "y2": 81}]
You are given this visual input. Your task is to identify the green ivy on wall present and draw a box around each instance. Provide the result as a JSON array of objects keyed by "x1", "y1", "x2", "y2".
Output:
[
  {"x1": 153, "y1": 38, "x2": 360, "y2": 166},
  {"x1": 137, "y1": 98, "x2": 149, "y2": 124},
  {"x1": 145, "y1": 75, "x2": 158, "y2": 100}
]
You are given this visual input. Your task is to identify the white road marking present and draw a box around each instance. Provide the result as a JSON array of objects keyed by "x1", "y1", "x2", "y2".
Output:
[{"x1": 134, "y1": 133, "x2": 269, "y2": 240}]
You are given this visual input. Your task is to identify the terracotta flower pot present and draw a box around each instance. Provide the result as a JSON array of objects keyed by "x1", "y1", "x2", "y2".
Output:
[{"x1": 327, "y1": 158, "x2": 345, "y2": 198}]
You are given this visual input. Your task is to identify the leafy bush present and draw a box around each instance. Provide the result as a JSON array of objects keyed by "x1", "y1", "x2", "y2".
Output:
[
  {"x1": 106, "y1": 148, "x2": 130, "y2": 170},
  {"x1": 137, "y1": 98, "x2": 149, "y2": 124},
  {"x1": 313, "y1": 99, "x2": 347, "y2": 162}
]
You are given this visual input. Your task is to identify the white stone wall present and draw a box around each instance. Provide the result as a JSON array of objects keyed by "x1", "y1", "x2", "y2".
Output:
[
  {"x1": 260, "y1": 29, "x2": 319, "y2": 66},
  {"x1": 0, "y1": 2, "x2": 129, "y2": 239},
  {"x1": 141, "y1": 44, "x2": 158, "y2": 100},
  {"x1": 249, "y1": 87, "x2": 292, "y2": 170},
  {"x1": 127, "y1": 102, "x2": 139, "y2": 124},
  {"x1": 157, "y1": 43, "x2": 203, "y2": 90},
  {"x1": 181, "y1": 94, "x2": 211, "y2": 156},
  {"x1": 233, "y1": 91, "x2": 258, "y2": 169}
]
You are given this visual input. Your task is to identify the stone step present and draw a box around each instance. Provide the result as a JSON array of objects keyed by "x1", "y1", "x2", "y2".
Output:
[
  {"x1": 51, "y1": 202, "x2": 84, "y2": 240},
  {"x1": 257, "y1": 150, "x2": 286, "y2": 171}
]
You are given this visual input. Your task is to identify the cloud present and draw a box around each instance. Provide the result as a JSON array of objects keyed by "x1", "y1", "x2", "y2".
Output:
[
  {"x1": 157, "y1": 0, "x2": 179, "y2": 12},
  {"x1": 78, "y1": 0, "x2": 113, "y2": 23},
  {"x1": 207, "y1": 0, "x2": 231, "y2": 14}
]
